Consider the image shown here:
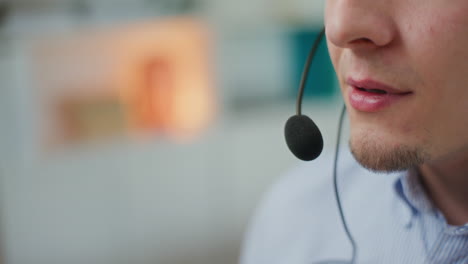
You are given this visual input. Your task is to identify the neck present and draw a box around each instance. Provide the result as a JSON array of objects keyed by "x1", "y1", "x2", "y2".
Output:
[{"x1": 418, "y1": 146, "x2": 468, "y2": 226}]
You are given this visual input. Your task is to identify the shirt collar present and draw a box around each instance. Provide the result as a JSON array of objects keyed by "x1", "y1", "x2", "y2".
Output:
[
  {"x1": 393, "y1": 168, "x2": 468, "y2": 234},
  {"x1": 398, "y1": 168, "x2": 438, "y2": 215},
  {"x1": 393, "y1": 168, "x2": 438, "y2": 227}
]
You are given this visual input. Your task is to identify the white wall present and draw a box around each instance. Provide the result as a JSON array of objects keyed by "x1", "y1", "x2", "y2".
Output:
[{"x1": 0, "y1": 2, "x2": 340, "y2": 263}]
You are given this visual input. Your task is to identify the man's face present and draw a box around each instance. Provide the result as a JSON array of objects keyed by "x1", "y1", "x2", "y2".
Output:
[{"x1": 325, "y1": 0, "x2": 468, "y2": 172}]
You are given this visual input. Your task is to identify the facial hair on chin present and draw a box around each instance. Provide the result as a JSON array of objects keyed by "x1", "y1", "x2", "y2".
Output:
[{"x1": 349, "y1": 135, "x2": 429, "y2": 173}]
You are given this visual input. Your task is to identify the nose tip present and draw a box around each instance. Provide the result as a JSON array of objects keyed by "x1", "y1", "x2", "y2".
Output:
[{"x1": 325, "y1": 2, "x2": 396, "y2": 49}]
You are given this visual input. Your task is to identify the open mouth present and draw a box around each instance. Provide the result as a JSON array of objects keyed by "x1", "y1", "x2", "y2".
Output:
[
  {"x1": 346, "y1": 78, "x2": 413, "y2": 112},
  {"x1": 347, "y1": 77, "x2": 413, "y2": 95},
  {"x1": 356, "y1": 87, "x2": 388, "y2": 94}
]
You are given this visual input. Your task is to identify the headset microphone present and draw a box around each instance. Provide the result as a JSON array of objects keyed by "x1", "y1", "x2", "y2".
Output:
[
  {"x1": 284, "y1": 28, "x2": 357, "y2": 264},
  {"x1": 285, "y1": 28, "x2": 326, "y2": 161}
]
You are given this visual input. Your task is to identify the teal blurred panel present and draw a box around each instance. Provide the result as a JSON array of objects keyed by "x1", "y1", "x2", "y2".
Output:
[{"x1": 289, "y1": 28, "x2": 336, "y2": 98}]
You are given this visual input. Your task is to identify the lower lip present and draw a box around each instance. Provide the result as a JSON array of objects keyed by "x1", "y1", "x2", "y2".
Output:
[{"x1": 348, "y1": 86, "x2": 411, "y2": 112}]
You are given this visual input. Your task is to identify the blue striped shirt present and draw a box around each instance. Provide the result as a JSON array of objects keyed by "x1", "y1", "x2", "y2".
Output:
[{"x1": 240, "y1": 149, "x2": 468, "y2": 264}]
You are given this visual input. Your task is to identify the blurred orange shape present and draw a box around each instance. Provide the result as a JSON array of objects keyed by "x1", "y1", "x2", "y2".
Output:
[{"x1": 32, "y1": 17, "x2": 216, "y2": 147}]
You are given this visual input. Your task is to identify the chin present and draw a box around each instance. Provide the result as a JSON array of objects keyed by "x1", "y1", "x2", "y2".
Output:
[{"x1": 348, "y1": 129, "x2": 429, "y2": 173}]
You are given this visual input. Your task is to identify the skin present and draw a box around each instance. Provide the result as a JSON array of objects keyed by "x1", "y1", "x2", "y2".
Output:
[{"x1": 325, "y1": 0, "x2": 468, "y2": 225}]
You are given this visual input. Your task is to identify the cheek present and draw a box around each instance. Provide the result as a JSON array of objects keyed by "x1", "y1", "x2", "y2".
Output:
[
  {"x1": 403, "y1": 4, "x2": 468, "y2": 80},
  {"x1": 401, "y1": 6, "x2": 468, "y2": 106},
  {"x1": 400, "y1": 7, "x2": 468, "y2": 152}
]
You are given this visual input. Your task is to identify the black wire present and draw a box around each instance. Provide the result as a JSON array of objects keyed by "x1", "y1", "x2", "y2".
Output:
[
  {"x1": 333, "y1": 104, "x2": 357, "y2": 264},
  {"x1": 296, "y1": 28, "x2": 326, "y2": 116},
  {"x1": 294, "y1": 27, "x2": 356, "y2": 264},
  {"x1": 299, "y1": 27, "x2": 356, "y2": 263},
  {"x1": 312, "y1": 105, "x2": 355, "y2": 264}
]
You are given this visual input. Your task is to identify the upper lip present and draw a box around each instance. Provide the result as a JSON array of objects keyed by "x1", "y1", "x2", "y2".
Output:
[{"x1": 346, "y1": 77, "x2": 412, "y2": 94}]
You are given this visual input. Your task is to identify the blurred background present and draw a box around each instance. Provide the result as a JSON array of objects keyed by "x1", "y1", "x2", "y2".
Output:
[{"x1": 0, "y1": 0, "x2": 342, "y2": 263}]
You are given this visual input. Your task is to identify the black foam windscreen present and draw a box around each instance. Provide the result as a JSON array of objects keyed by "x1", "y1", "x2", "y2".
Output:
[
  {"x1": 285, "y1": 114, "x2": 323, "y2": 161},
  {"x1": 285, "y1": 28, "x2": 325, "y2": 162}
]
